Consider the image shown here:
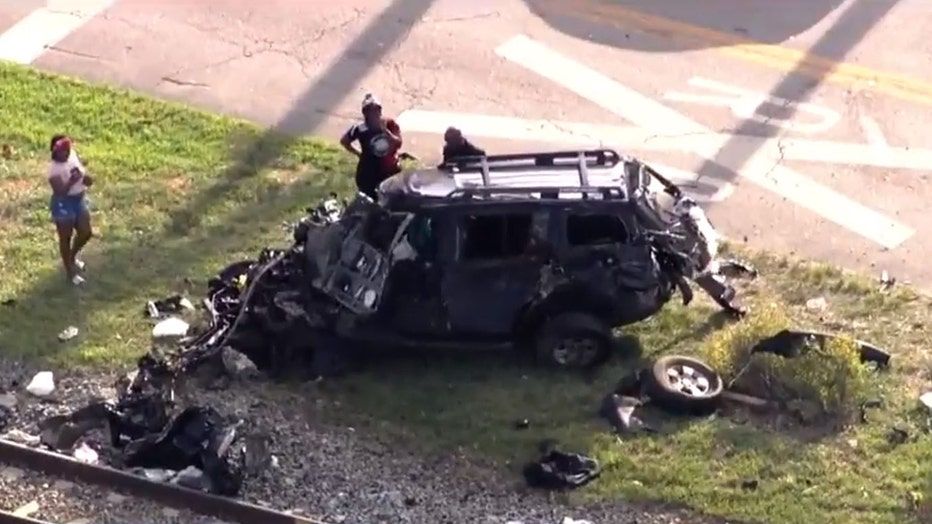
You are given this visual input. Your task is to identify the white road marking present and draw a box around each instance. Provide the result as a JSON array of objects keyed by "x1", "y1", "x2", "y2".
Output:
[
  {"x1": 494, "y1": 35, "x2": 704, "y2": 134},
  {"x1": 859, "y1": 115, "x2": 889, "y2": 148},
  {"x1": 665, "y1": 77, "x2": 841, "y2": 135},
  {"x1": 858, "y1": 114, "x2": 893, "y2": 163},
  {"x1": 0, "y1": 0, "x2": 115, "y2": 65},
  {"x1": 397, "y1": 110, "x2": 646, "y2": 146},
  {"x1": 401, "y1": 110, "x2": 932, "y2": 172},
  {"x1": 478, "y1": 35, "x2": 915, "y2": 248}
]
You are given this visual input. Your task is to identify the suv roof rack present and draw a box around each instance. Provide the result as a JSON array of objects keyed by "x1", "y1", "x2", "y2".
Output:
[{"x1": 438, "y1": 149, "x2": 627, "y2": 201}]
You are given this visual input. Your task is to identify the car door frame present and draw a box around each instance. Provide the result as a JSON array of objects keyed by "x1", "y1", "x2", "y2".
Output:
[{"x1": 438, "y1": 203, "x2": 548, "y2": 339}]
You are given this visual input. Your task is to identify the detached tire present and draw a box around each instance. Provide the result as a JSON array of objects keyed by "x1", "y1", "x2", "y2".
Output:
[
  {"x1": 534, "y1": 313, "x2": 612, "y2": 369},
  {"x1": 644, "y1": 355, "x2": 723, "y2": 415}
]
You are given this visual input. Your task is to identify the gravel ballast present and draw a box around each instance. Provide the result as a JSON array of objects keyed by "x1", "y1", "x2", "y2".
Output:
[{"x1": 0, "y1": 358, "x2": 729, "y2": 524}]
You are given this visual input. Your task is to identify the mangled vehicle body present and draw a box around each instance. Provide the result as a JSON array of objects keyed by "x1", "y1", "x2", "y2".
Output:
[{"x1": 207, "y1": 149, "x2": 747, "y2": 376}]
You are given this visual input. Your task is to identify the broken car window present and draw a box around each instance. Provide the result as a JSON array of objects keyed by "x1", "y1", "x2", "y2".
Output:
[
  {"x1": 566, "y1": 213, "x2": 629, "y2": 246},
  {"x1": 460, "y1": 213, "x2": 532, "y2": 260},
  {"x1": 362, "y1": 212, "x2": 408, "y2": 253}
]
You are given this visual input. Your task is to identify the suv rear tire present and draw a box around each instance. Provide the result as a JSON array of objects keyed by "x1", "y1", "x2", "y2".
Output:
[{"x1": 534, "y1": 313, "x2": 612, "y2": 369}]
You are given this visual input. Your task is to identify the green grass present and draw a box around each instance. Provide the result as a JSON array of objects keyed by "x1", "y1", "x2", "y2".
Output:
[
  {"x1": 2, "y1": 63, "x2": 932, "y2": 524},
  {"x1": 0, "y1": 62, "x2": 354, "y2": 365},
  {"x1": 323, "y1": 252, "x2": 932, "y2": 524}
]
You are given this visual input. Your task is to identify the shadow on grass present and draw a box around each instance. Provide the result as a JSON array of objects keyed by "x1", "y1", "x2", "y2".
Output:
[{"x1": 322, "y1": 337, "x2": 647, "y2": 456}]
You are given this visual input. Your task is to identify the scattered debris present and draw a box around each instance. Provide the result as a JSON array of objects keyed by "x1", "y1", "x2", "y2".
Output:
[
  {"x1": 805, "y1": 297, "x2": 828, "y2": 311},
  {"x1": 562, "y1": 517, "x2": 594, "y2": 524},
  {"x1": 740, "y1": 479, "x2": 759, "y2": 491},
  {"x1": 600, "y1": 394, "x2": 649, "y2": 434},
  {"x1": 1, "y1": 298, "x2": 15, "y2": 307},
  {"x1": 221, "y1": 347, "x2": 260, "y2": 379},
  {"x1": 2, "y1": 429, "x2": 40, "y2": 446},
  {"x1": 860, "y1": 398, "x2": 883, "y2": 423},
  {"x1": 73, "y1": 442, "x2": 99, "y2": 464},
  {"x1": 523, "y1": 447, "x2": 600, "y2": 490},
  {"x1": 145, "y1": 294, "x2": 195, "y2": 318},
  {"x1": 720, "y1": 390, "x2": 775, "y2": 413},
  {"x1": 152, "y1": 317, "x2": 190, "y2": 339},
  {"x1": 919, "y1": 392, "x2": 932, "y2": 412},
  {"x1": 514, "y1": 418, "x2": 530, "y2": 430},
  {"x1": 25, "y1": 371, "x2": 55, "y2": 397},
  {"x1": 879, "y1": 270, "x2": 895, "y2": 291},
  {"x1": 0, "y1": 391, "x2": 16, "y2": 409},
  {"x1": 12, "y1": 500, "x2": 39, "y2": 517},
  {"x1": 886, "y1": 427, "x2": 909, "y2": 446},
  {"x1": 58, "y1": 326, "x2": 79, "y2": 342},
  {"x1": 751, "y1": 329, "x2": 891, "y2": 368}
]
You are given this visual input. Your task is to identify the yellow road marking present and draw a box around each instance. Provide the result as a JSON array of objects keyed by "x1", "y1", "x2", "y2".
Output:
[{"x1": 536, "y1": 0, "x2": 932, "y2": 106}]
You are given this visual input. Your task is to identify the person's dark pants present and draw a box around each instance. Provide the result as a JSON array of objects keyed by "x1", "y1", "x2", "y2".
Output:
[
  {"x1": 355, "y1": 162, "x2": 382, "y2": 201},
  {"x1": 355, "y1": 161, "x2": 400, "y2": 201}
]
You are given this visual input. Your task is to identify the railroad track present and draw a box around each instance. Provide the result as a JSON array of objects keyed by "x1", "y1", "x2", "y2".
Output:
[{"x1": 0, "y1": 439, "x2": 328, "y2": 524}]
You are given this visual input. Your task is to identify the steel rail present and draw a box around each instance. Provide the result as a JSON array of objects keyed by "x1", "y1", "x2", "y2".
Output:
[{"x1": 0, "y1": 439, "x2": 328, "y2": 524}]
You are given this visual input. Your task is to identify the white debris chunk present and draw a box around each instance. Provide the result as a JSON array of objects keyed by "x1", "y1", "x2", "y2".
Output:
[
  {"x1": 25, "y1": 371, "x2": 55, "y2": 397},
  {"x1": 152, "y1": 317, "x2": 190, "y2": 339}
]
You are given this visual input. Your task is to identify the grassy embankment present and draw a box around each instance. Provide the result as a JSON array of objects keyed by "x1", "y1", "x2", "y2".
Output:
[{"x1": 2, "y1": 63, "x2": 931, "y2": 524}]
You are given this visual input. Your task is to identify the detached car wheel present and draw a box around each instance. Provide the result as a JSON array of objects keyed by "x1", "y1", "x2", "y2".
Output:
[
  {"x1": 535, "y1": 313, "x2": 612, "y2": 369},
  {"x1": 644, "y1": 355, "x2": 723, "y2": 415}
]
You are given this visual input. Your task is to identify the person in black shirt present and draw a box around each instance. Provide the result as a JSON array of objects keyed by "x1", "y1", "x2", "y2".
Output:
[
  {"x1": 441, "y1": 127, "x2": 485, "y2": 164},
  {"x1": 340, "y1": 93, "x2": 403, "y2": 200}
]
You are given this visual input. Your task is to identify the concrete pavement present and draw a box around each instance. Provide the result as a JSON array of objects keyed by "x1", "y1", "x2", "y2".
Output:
[{"x1": 2, "y1": 0, "x2": 931, "y2": 285}]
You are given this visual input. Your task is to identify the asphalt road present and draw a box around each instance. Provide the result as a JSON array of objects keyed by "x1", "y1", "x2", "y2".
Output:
[{"x1": 3, "y1": 0, "x2": 931, "y2": 286}]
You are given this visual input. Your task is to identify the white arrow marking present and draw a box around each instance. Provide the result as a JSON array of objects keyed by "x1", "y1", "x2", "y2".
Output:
[
  {"x1": 491, "y1": 35, "x2": 914, "y2": 249},
  {"x1": 665, "y1": 77, "x2": 841, "y2": 135},
  {"x1": 494, "y1": 35, "x2": 704, "y2": 135},
  {"x1": 858, "y1": 114, "x2": 893, "y2": 163},
  {"x1": 859, "y1": 115, "x2": 888, "y2": 148}
]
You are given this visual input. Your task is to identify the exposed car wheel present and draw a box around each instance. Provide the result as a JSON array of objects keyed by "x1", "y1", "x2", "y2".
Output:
[
  {"x1": 643, "y1": 355, "x2": 723, "y2": 415},
  {"x1": 534, "y1": 313, "x2": 612, "y2": 369}
]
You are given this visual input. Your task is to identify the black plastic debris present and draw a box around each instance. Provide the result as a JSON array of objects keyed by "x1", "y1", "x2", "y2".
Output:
[
  {"x1": 600, "y1": 393, "x2": 651, "y2": 434},
  {"x1": 718, "y1": 259, "x2": 759, "y2": 279},
  {"x1": 523, "y1": 448, "x2": 601, "y2": 490},
  {"x1": 145, "y1": 295, "x2": 194, "y2": 319},
  {"x1": 38, "y1": 401, "x2": 110, "y2": 451},
  {"x1": 121, "y1": 406, "x2": 245, "y2": 496},
  {"x1": 751, "y1": 329, "x2": 891, "y2": 368},
  {"x1": 1, "y1": 298, "x2": 14, "y2": 307}
]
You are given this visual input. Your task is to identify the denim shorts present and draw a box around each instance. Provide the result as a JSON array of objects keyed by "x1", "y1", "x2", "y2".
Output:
[{"x1": 49, "y1": 193, "x2": 90, "y2": 223}]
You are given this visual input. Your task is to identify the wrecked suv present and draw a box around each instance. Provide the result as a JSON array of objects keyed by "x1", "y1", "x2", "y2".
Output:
[
  {"x1": 216, "y1": 149, "x2": 739, "y2": 375},
  {"x1": 265, "y1": 148, "x2": 726, "y2": 370}
]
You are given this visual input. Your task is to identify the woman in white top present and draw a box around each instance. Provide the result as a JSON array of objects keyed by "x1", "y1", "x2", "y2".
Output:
[{"x1": 48, "y1": 134, "x2": 94, "y2": 285}]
